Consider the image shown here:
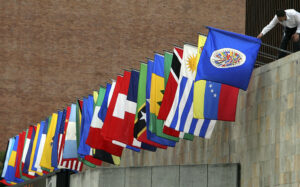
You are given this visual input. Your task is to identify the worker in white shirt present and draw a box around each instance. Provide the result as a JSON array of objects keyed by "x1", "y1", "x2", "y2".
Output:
[{"x1": 257, "y1": 9, "x2": 300, "y2": 58}]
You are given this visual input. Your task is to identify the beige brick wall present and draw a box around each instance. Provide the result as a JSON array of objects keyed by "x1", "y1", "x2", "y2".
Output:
[
  {"x1": 4, "y1": 1, "x2": 300, "y2": 186},
  {"x1": 0, "y1": 0, "x2": 245, "y2": 150}
]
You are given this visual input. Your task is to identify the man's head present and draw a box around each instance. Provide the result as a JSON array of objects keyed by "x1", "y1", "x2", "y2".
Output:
[{"x1": 276, "y1": 9, "x2": 287, "y2": 22}]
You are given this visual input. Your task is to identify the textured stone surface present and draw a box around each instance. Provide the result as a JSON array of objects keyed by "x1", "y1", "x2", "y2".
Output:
[
  {"x1": 70, "y1": 164, "x2": 239, "y2": 187},
  {"x1": 179, "y1": 165, "x2": 207, "y2": 187},
  {"x1": 124, "y1": 167, "x2": 151, "y2": 187}
]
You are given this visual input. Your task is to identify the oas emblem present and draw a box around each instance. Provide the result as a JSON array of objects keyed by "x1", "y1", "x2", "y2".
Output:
[{"x1": 210, "y1": 48, "x2": 246, "y2": 68}]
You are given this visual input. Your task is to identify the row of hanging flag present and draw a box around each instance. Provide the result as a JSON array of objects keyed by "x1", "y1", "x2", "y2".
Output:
[{"x1": 0, "y1": 26, "x2": 261, "y2": 186}]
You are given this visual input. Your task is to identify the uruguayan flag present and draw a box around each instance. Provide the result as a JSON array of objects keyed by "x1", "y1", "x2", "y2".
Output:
[{"x1": 165, "y1": 44, "x2": 216, "y2": 138}]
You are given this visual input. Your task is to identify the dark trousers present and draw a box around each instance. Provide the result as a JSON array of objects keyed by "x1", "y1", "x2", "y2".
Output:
[{"x1": 279, "y1": 27, "x2": 300, "y2": 58}]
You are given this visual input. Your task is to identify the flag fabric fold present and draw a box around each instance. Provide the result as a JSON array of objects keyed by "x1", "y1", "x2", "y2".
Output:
[
  {"x1": 40, "y1": 113, "x2": 58, "y2": 172},
  {"x1": 157, "y1": 48, "x2": 193, "y2": 140},
  {"x1": 5, "y1": 136, "x2": 23, "y2": 183},
  {"x1": 2, "y1": 139, "x2": 14, "y2": 180},
  {"x1": 92, "y1": 76, "x2": 124, "y2": 157},
  {"x1": 86, "y1": 87, "x2": 106, "y2": 147},
  {"x1": 22, "y1": 126, "x2": 36, "y2": 179},
  {"x1": 15, "y1": 131, "x2": 26, "y2": 179},
  {"x1": 194, "y1": 34, "x2": 240, "y2": 122},
  {"x1": 146, "y1": 59, "x2": 176, "y2": 147},
  {"x1": 63, "y1": 105, "x2": 78, "y2": 159},
  {"x1": 164, "y1": 43, "x2": 216, "y2": 138},
  {"x1": 195, "y1": 26, "x2": 261, "y2": 90},
  {"x1": 1, "y1": 27, "x2": 250, "y2": 175},
  {"x1": 134, "y1": 62, "x2": 167, "y2": 149}
]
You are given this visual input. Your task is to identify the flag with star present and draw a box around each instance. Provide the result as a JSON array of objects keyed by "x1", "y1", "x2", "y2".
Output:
[
  {"x1": 134, "y1": 63, "x2": 167, "y2": 149},
  {"x1": 146, "y1": 59, "x2": 176, "y2": 147},
  {"x1": 157, "y1": 48, "x2": 193, "y2": 140},
  {"x1": 194, "y1": 34, "x2": 239, "y2": 122},
  {"x1": 150, "y1": 53, "x2": 182, "y2": 142},
  {"x1": 164, "y1": 43, "x2": 216, "y2": 138},
  {"x1": 160, "y1": 51, "x2": 194, "y2": 140},
  {"x1": 106, "y1": 70, "x2": 143, "y2": 151}
]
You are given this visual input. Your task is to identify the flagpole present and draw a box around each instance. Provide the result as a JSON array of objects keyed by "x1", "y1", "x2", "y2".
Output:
[
  {"x1": 122, "y1": 68, "x2": 130, "y2": 72},
  {"x1": 163, "y1": 49, "x2": 172, "y2": 53},
  {"x1": 146, "y1": 57, "x2": 153, "y2": 61},
  {"x1": 197, "y1": 31, "x2": 292, "y2": 54},
  {"x1": 258, "y1": 51, "x2": 277, "y2": 60},
  {"x1": 183, "y1": 41, "x2": 197, "y2": 47},
  {"x1": 255, "y1": 61, "x2": 266, "y2": 65},
  {"x1": 131, "y1": 68, "x2": 140, "y2": 72},
  {"x1": 169, "y1": 43, "x2": 182, "y2": 48},
  {"x1": 153, "y1": 51, "x2": 164, "y2": 55}
]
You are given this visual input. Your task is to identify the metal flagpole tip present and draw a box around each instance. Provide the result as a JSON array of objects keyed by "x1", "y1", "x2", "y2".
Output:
[
  {"x1": 153, "y1": 51, "x2": 163, "y2": 55},
  {"x1": 172, "y1": 43, "x2": 183, "y2": 48},
  {"x1": 197, "y1": 32, "x2": 208, "y2": 36},
  {"x1": 146, "y1": 57, "x2": 153, "y2": 61},
  {"x1": 163, "y1": 49, "x2": 172, "y2": 53},
  {"x1": 183, "y1": 41, "x2": 197, "y2": 47}
]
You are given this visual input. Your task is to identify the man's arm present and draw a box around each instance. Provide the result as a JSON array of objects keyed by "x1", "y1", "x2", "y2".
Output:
[
  {"x1": 292, "y1": 10, "x2": 300, "y2": 42},
  {"x1": 294, "y1": 10, "x2": 300, "y2": 34},
  {"x1": 257, "y1": 15, "x2": 278, "y2": 38}
]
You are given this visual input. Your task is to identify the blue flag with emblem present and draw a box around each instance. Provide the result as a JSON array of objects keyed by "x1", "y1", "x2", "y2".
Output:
[{"x1": 195, "y1": 26, "x2": 261, "y2": 91}]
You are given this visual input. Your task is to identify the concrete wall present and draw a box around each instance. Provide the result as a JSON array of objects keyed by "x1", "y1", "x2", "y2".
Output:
[
  {"x1": 89, "y1": 52, "x2": 300, "y2": 187},
  {"x1": 70, "y1": 164, "x2": 240, "y2": 187},
  {"x1": 0, "y1": 0, "x2": 246, "y2": 150}
]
